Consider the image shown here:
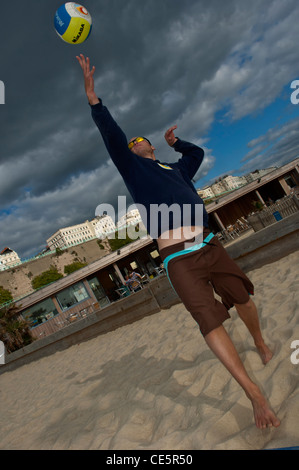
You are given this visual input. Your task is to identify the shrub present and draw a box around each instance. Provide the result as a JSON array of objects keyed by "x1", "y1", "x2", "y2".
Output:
[
  {"x1": 64, "y1": 261, "x2": 87, "y2": 275},
  {"x1": 0, "y1": 286, "x2": 13, "y2": 307},
  {"x1": 97, "y1": 240, "x2": 104, "y2": 249},
  {"x1": 108, "y1": 230, "x2": 137, "y2": 251},
  {"x1": 55, "y1": 247, "x2": 64, "y2": 256},
  {"x1": 31, "y1": 266, "x2": 63, "y2": 290}
]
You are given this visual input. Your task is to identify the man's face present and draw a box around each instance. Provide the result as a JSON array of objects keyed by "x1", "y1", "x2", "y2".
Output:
[{"x1": 128, "y1": 137, "x2": 155, "y2": 160}]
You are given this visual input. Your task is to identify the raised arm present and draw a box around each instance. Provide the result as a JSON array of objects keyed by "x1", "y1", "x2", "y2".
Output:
[
  {"x1": 164, "y1": 125, "x2": 178, "y2": 147},
  {"x1": 76, "y1": 54, "x2": 99, "y2": 105},
  {"x1": 76, "y1": 55, "x2": 135, "y2": 177},
  {"x1": 164, "y1": 125, "x2": 204, "y2": 180}
]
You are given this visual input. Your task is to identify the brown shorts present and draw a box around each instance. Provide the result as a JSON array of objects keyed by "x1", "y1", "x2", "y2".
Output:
[{"x1": 159, "y1": 231, "x2": 254, "y2": 337}]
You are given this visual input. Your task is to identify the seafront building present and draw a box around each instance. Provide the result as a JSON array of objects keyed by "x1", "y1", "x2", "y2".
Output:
[
  {"x1": 92, "y1": 215, "x2": 116, "y2": 239},
  {"x1": 46, "y1": 215, "x2": 116, "y2": 251},
  {"x1": 197, "y1": 168, "x2": 276, "y2": 200},
  {"x1": 205, "y1": 158, "x2": 299, "y2": 232},
  {"x1": 46, "y1": 211, "x2": 143, "y2": 253},
  {"x1": 0, "y1": 247, "x2": 21, "y2": 270},
  {"x1": 116, "y1": 209, "x2": 142, "y2": 230},
  {"x1": 14, "y1": 236, "x2": 164, "y2": 338},
  {"x1": 47, "y1": 220, "x2": 97, "y2": 251},
  {"x1": 243, "y1": 167, "x2": 277, "y2": 183}
]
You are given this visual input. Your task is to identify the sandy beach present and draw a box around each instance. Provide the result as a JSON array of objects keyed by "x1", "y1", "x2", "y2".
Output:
[{"x1": 0, "y1": 250, "x2": 298, "y2": 450}]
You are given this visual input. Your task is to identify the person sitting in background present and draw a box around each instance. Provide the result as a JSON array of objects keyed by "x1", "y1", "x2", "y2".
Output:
[{"x1": 125, "y1": 271, "x2": 142, "y2": 290}]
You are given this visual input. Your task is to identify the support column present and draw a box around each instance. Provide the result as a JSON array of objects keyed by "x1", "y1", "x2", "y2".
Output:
[
  {"x1": 294, "y1": 165, "x2": 299, "y2": 184},
  {"x1": 113, "y1": 262, "x2": 125, "y2": 284},
  {"x1": 255, "y1": 190, "x2": 266, "y2": 205},
  {"x1": 212, "y1": 212, "x2": 226, "y2": 231},
  {"x1": 278, "y1": 177, "x2": 291, "y2": 196}
]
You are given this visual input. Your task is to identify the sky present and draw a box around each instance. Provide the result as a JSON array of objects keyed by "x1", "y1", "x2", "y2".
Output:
[{"x1": 1, "y1": 0, "x2": 299, "y2": 260}]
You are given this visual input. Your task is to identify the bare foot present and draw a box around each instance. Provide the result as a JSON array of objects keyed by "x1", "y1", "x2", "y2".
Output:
[
  {"x1": 255, "y1": 341, "x2": 273, "y2": 365},
  {"x1": 248, "y1": 385, "x2": 280, "y2": 429}
]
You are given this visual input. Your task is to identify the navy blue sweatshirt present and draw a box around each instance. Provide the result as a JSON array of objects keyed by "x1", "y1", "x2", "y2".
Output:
[{"x1": 91, "y1": 100, "x2": 209, "y2": 239}]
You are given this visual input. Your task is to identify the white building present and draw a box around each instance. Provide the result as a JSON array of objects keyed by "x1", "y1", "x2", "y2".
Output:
[
  {"x1": 221, "y1": 175, "x2": 246, "y2": 191},
  {"x1": 47, "y1": 220, "x2": 97, "y2": 251},
  {"x1": 116, "y1": 209, "x2": 142, "y2": 230},
  {"x1": 244, "y1": 167, "x2": 277, "y2": 183},
  {"x1": 197, "y1": 187, "x2": 215, "y2": 199},
  {"x1": 198, "y1": 175, "x2": 247, "y2": 200},
  {"x1": 92, "y1": 215, "x2": 116, "y2": 239},
  {"x1": 0, "y1": 247, "x2": 21, "y2": 269},
  {"x1": 47, "y1": 216, "x2": 117, "y2": 251},
  {"x1": 211, "y1": 180, "x2": 227, "y2": 196}
]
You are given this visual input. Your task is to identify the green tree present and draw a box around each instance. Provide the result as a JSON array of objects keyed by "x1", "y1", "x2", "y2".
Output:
[
  {"x1": 97, "y1": 240, "x2": 104, "y2": 249},
  {"x1": 64, "y1": 261, "x2": 87, "y2": 275},
  {"x1": 31, "y1": 266, "x2": 63, "y2": 290},
  {"x1": 0, "y1": 286, "x2": 13, "y2": 306},
  {"x1": 0, "y1": 303, "x2": 34, "y2": 353}
]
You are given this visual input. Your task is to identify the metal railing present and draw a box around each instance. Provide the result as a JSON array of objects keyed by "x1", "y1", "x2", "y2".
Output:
[{"x1": 248, "y1": 193, "x2": 299, "y2": 231}]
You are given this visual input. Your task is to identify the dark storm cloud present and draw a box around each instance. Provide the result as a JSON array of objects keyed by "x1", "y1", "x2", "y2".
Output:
[{"x1": 1, "y1": 0, "x2": 299, "y2": 258}]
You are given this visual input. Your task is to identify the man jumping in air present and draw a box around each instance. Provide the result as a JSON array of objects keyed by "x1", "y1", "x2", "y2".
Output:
[{"x1": 76, "y1": 54, "x2": 280, "y2": 430}]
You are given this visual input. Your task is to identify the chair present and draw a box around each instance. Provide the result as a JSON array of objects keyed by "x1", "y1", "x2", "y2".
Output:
[
  {"x1": 67, "y1": 313, "x2": 79, "y2": 323},
  {"x1": 154, "y1": 267, "x2": 165, "y2": 275},
  {"x1": 129, "y1": 280, "x2": 142, "y2": 292},
  {"x1": 98, "y1": 297, "x2": 111, "y2": 309},
  {"x1": 79, "y1": 307, "x2": 89, "y2": 318},
  {"x1": 55, "y1": 318, "x2": 69, "y2": 329},
  {"x1": 140, "y1": 274, "x2": 150, "y2": 286},
  {"x1": 116, "y1": 287, "x2": 130, "y2": 299}
]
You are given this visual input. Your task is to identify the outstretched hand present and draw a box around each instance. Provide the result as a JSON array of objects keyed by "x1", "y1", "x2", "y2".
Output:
[
  {"x1": 164, "y1": 125, "x2": 178, "y2": 146},
  {"x1": 76, "y1": 54, "x2": 99, "y2": 105}
]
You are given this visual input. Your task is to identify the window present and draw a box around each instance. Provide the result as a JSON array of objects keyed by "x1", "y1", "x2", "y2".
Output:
[
  {"x1": 56, "y1": 282, "x2": 90, "y2": 311},
  {"x1": 150, "y1": 250, "x2": 160, "y2": 259},
  {"x1": 88, "y1": 277, "x2": 110, "y2": 308},
  {"x1": 22, "y1": 298, "x2": 58, "y2": 326}
]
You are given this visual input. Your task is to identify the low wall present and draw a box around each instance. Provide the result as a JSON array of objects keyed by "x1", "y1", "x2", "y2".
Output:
[
  {"x1": 226, "y1": 210, "x2": 299, "y2": 272},
  {"x1": 1, "y1": 211, "x2": 298, "y2": 375}
]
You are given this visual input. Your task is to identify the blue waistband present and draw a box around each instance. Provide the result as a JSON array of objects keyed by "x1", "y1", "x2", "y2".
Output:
[{"x1": 163, "y1": 232, "x2": 215, "y2": 289}]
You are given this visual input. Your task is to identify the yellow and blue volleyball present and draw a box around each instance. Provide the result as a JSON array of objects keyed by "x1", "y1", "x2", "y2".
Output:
[{"x1": 54, "y1": 3, "x2": 92, "y2": 44}]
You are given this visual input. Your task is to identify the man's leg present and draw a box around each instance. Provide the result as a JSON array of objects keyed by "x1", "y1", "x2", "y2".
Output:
[
  {"x1": 204, "y1": 325, "x2": 280, "y2": 429},
  {"x1": 234, "y1": 297, "x2": 273, "y2": 364}
]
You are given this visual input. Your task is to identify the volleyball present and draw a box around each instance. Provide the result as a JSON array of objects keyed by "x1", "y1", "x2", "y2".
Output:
[{"x1": 54, "y1": 3, "x2": 92, "y2": 45}]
